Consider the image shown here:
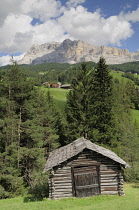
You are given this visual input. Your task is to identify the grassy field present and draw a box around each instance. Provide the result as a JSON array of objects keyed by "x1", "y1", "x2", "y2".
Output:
[
  {"x1": 111, "y1": 70, "x2": 124, "y2": 80},
  {"x1": 40, "y1": 70, "x2": 127, "y2": 106},
  {"x1": 1, "y1": 183, "x2": 139, "y2": 210},
  {"x1": 110, "y1": 70, "x2": 134, "y2": 83},
  {"x1": 40, "y1": 72, "x2": 139, "y2": 127},
  {"x1": 41, "y1": 87, "x2": 69, "y2": 108},
  {"x1": 131, "y1": 109, "x2": 139, "y2": 125}
]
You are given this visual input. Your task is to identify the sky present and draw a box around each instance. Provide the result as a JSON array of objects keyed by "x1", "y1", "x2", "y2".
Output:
[{"x1": 0, "y1": 0, "x2": 139, "y2": 66}]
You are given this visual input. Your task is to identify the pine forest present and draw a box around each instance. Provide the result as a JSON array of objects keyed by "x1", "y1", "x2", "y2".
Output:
[{"x1": 0, "y1": 58, "x2": 139, "y2": 200}]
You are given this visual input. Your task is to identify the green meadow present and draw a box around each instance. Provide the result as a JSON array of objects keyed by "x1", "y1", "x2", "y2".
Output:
[
  {"x1": 131, "y1": 109, "x2": 139, "y2": 125},
  {"x1": 40, "y1": 71, "x2": 139, "y2": 127},
  {"x1": 41, "y1": 87, "x2": 69, "y2": 108},
  {"x1": 110, "y1": 70, "x2": 134, "y2": 83},
  {"x1": 1, "y1": 183, "x2": 139, "y2": 210}
]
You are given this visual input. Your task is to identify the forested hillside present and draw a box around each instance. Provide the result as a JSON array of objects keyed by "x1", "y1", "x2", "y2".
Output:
[
  {"x1": 0, "y1": 59, "x2": 139, "y2": 200},
  {"x1": 1, "y1": 61, "x2": 139, "y2": 86},
  {"x1": 110, "y1": 61, "x2": 139, "y2": 74},
  {"x1": 1, "y1": 62, "x2": 96, "y2": 86}
]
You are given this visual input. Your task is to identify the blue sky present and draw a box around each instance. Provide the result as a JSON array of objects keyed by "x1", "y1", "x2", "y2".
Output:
[{"x1": 0, "y1": 0, "x2": 139, "y2": 66}]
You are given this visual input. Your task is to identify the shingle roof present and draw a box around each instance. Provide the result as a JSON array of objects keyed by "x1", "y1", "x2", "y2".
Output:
[{"x1": 43, "y1": 137, "x2": 130, "y2": 172}]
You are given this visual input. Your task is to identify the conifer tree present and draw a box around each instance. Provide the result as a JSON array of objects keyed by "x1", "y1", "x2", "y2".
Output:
[
  {"x1": 0, "y1": 61, "x2": 61, "y2": 198},
  {"x1": 66, "y1": 58, "x2": 115, "y2": 145},
  {"x1": 88, "y1": 57, "x2": 114, "y2": 144},
  {"x1": 66, "y1": 63, "x2": 94, "y2": 142},
  {"x1": 0, "y1": 61, "x2": 34, "y2": 198}
]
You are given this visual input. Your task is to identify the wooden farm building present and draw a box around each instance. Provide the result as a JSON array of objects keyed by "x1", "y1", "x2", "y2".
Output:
[{"x1": 43, "y1": 137, "x2": 129, "y2": 199}]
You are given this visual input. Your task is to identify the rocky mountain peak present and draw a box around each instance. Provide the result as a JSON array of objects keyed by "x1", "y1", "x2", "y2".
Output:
[{"x1": 18, "y1": 39, "x2": 139, "y2": 65}]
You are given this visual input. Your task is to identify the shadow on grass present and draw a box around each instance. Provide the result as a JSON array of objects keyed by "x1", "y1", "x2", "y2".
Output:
[
  {"x1": 23, "y1": 195, "x2": 44, "y2": 202},
  {"x1": 132, "y1": 184, "x2": 139, "y2": 188}
]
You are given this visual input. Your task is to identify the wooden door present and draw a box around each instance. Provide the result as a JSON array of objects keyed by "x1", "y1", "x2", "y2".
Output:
[{"x1": 72, "y1": 165, "x2": 100, "y2": 198}]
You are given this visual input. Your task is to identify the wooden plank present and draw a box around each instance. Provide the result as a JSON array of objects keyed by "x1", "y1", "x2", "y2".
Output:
[
  {"x1": 54, "y1": 189, "x2": 72, "y2": 192},
  {"x1": 56, "y1": 167, "x2": 71, "y2": 171},
  {"x1": 100, "y1": 171, "x2": 118, "y2": 174},
  {"x1": 53, "y1": 180, "x2": 72, "y2": 184},
  {"x1": 54, "y1": 186, "x2": 72, "y2": 190},
  {"x1": 54, "y1": 194, "x2": 73, "y2": 198},
  {"x1": 101, "y1": 183, "x2": 118, "y2": 186},
  {"x1": 100, "y1": 167, "x2": 119, "y2": 172},
  {"x1": 101, "y1": 191, "x2": 118, "y2": 195},
  {"x1": 101, "y1": 180, "x2": 118, "y2": 182},
  {"x1": 76, "y1": 184, "x2": 99, "y2": 189},
  {"x1": 55, "y1": 170, "x2": 71, "y2": 174},
  {"x1": 54, "y1": 191, "x2": 72, "y2": 194},
  {"x1": 74, "y1": 167, "x2": 97, "y2": 173},
  {"x1": 54, "y1": 175, "x2": 71, "y2": 178},
  {"x1": 100, "y1": 176, "x2": 118, "y2": 179},
  {"x1": 101, "y1": 187, "x2": 118, "y2": 190},
  {"x1": 100, "y1": 177, "x2": 118, "y2": 180},
  {"x1": 54, "y1": 172, "x2": 71, "y2": 176},
  {"x1": 100, "y1": 174, "x2": 118, "y2": 177},
  {"x1": 53, "y1": 177, "x2": 72, "y2": 180},
  {"x1": 71, "y1": 161, "x2": 98, "y2": 165}
]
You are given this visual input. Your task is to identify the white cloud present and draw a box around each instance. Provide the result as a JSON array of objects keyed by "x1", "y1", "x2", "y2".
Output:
[
  {"x1": 66, "y1": 0, "x2": 86, "y2": 8},
  {"x1": 0, "y1": 54, "x2": 25, "y2": 66},
  {"x1": 59, "y1": 6, "x2": 134, "y2": 46},
  {"x1": 0, "y1": 0, "x2": 68, "y2": 53},
  {"x1": 0, "y1": 0, "x2": 139, "y2": 56},
  {"x1": 32, "y1": 19, "x2": 71, "y2": 45},
  {"x1": 0, "y1": 12, "x2": 71, "y2": 54},
  {"x1": 21, "y1": 0, "x2": 65, "y2": 21},
  {"x1": 0, "y1": 14, "x2": 33, "y2": 53},
  {"x1": 120, "y1": 7, "x2": 139, "y2": 22},
  {"x1": 0, "y1": 0, "x2": 64, "y2": 25},
  {"x1": 0, "y1": 0, "x2": 23, "y2": 26}
]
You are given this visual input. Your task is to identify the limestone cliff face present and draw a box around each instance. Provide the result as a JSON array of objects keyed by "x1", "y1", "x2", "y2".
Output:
[{"x1": 18, "y1": 39, "x2": 139, "y2": 65}]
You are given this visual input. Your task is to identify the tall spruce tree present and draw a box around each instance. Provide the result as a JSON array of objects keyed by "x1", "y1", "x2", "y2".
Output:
[
  {"x1": 66, "y1": 58, "x2": 115, "y2": 145},
  {"x1": 66, "y1": 63, "x2": 94, "y2": 142},
  {"x1": 89, "y1": 57, "x2": 114, "y2": 144}
]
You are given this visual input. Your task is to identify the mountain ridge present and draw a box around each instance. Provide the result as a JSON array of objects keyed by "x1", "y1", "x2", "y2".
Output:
[{"x1": 19, "y1": 39, "x2": 139, "y2": 65}]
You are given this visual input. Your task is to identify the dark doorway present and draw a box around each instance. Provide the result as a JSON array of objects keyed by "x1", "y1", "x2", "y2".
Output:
[{"x1": 72, "y1": 165, "x2": 100, "y2": 198}]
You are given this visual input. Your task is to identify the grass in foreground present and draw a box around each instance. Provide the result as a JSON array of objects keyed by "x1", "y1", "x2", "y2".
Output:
[{"x1": 1, "y1": 183, "x2": 139, "y2": 210}]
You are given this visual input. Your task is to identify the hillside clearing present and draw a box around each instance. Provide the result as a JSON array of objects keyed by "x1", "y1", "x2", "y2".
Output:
[
  {"x1": 131, "y1": 109, "x2": 139, "y2": 125},
  {"x1": 41, "y1": 87, "x2": 69, "y2": 108}
]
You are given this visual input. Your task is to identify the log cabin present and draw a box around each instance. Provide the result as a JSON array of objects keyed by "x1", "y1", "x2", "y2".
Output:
[{"x1": 43, "y1": 137, "x2": 129, "y2": 199}]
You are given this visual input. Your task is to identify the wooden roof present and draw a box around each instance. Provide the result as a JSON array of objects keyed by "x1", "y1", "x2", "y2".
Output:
[{"x1": 43, "y1": 137, "x2": 129, "y2": 172}]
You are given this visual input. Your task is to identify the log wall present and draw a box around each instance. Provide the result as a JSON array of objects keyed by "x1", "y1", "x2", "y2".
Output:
[{"x1": 48, "y1": 149, "x2": 124, "y2": 199}]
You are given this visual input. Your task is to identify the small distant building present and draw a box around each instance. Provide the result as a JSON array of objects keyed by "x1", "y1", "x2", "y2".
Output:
[
  {"x1": 43, "y1": 137, "x2": 129, "y2": 199},
  {"x1": 43, "y1": 82, "x2": 51, "y2": 88},
  {"x1": 43, "y1": 82, "x2": 61, "y2": 88},
  {"x1": 51, "y1": 83, "x2": 59, "y2": 88},
  {"x1": 60, "y1": 84, "x2": 71, "y2": 89}
]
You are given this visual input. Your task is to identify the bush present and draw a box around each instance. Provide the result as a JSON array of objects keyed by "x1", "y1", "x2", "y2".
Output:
[
  {"x1": 24, "y1": 174, "x2": 49, "y2": 202},
  {"x1": 124, "y1": 162, "x2": 139, "y2": 183}
]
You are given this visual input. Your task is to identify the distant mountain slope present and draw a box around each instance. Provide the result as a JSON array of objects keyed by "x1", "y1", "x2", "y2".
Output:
[
  {"x1": 19, "y1": 39, "x2": 139, "y2": 65},
  {"x1": 110, "y1": 61, "x2": 139, "y2": 73}
]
